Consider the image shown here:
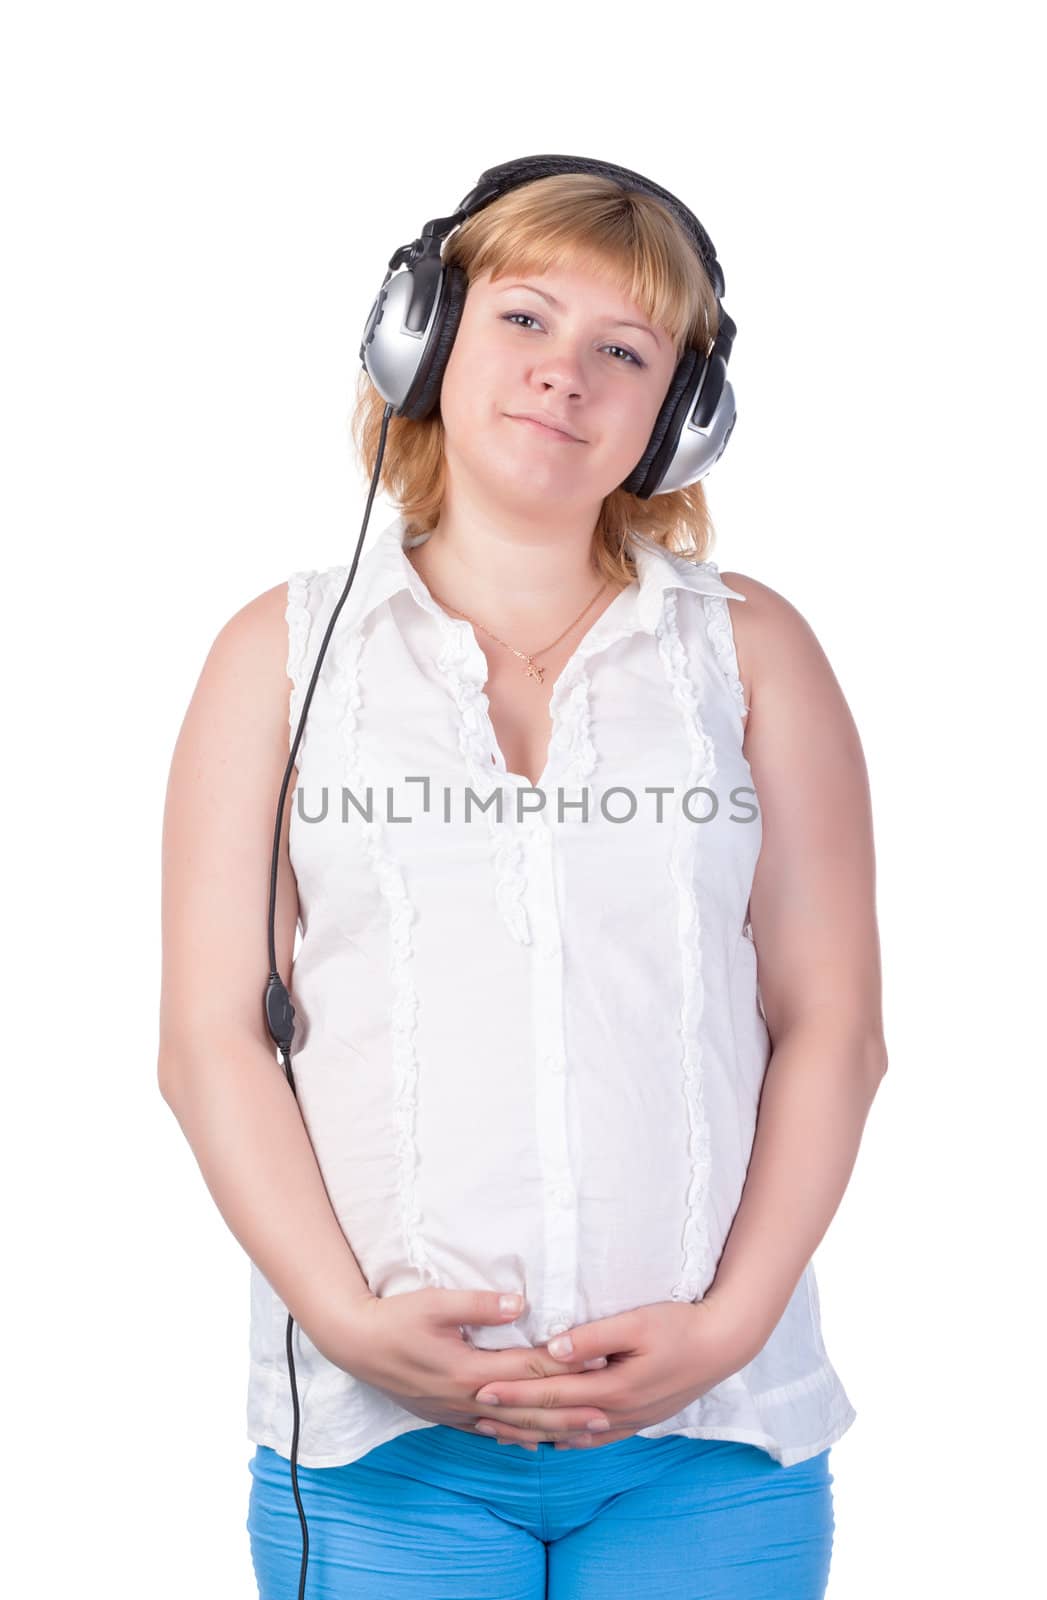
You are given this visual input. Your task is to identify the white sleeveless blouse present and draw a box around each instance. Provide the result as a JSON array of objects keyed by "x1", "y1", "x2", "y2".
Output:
[{"x1": 246, "y1": 512, "x2": 856, "y2": 1469}]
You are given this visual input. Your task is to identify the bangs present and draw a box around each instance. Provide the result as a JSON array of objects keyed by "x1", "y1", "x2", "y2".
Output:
[{"x1": 445, "y1": 173, "x2": 720, "y2": 357}]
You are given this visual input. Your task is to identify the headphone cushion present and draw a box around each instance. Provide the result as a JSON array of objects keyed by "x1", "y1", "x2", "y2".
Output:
[
  {"x1": 401, "y1": 264, "x2": 469, "y2": 420},
  {"x1": 621, "y1": 345, "x2": 702, "y2": 497}
]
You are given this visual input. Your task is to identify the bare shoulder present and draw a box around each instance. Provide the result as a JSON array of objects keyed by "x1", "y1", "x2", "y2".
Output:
[
  {"x1": 717, "y1": 569, "x2": 839, "y2": 723},
  {"x1": 167, "y1": 577, "x2": 296, "y2": 817},
  {"x1": 189, "y1": 579, "x2": 294, "y2": 723},
  {"x1": 716, "y1": 570, "x2": 882, "y2": 1053},
  {"x1": 159, "y1": 577, "x2": 300, "y2": 1067},
  {"x1": 212, "y1": 578, "x2": 291, "y2": 664},
  {"x1": 718, "y1": 568, "x2": 814, "y2": 643}
]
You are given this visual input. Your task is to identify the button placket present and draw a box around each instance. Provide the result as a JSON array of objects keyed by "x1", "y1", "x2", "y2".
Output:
[{"x1": 529, "y1": 822, "x2": 578, "y2": 1326}]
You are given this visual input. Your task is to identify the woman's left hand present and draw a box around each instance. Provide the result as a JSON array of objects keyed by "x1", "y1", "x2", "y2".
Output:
[{"x1": 471, "y1": 1296, "x2": 751, "y2": 1450}]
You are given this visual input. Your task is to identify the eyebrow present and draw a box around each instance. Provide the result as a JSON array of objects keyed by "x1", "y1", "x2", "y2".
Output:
[{"x1": 497, "y1": 281, "x2": 661, "y2": 346}]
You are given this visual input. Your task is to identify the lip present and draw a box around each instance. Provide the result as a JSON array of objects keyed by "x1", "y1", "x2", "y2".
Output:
[{"x1": 506, "y1": 412, "x2": 584, "y2": 443}]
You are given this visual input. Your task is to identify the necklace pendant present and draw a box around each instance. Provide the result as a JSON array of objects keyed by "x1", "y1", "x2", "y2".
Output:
[{"x1": 524, "y1": 659, "x2": 545, "y2": 684}]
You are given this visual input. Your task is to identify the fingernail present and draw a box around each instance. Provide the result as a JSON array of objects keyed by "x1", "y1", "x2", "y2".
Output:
[
  {"x1": 500, "y1": 1294, "x2": 523, "y2": 1313},
  {"x1": 475, "y1": 1389, "x2": 500, "y2": 1405},
  {"x1": 548, "y1": 1334, "x2": 573, "y2": 1358},
  {"x1": 582, "y1": 1357, "x2": 607, "y2": 1370},
  {"x1": 586, "y1": 1419, "x2": 611, "y2": 1432},
  {"x1": 475, "y1": 1421, "x2": 497, "y2": 1435}
]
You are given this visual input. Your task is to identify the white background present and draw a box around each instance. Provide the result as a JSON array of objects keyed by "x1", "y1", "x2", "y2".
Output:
[{"x1": 3, "y1": 2, "x2": 1043, "y2": 1595}]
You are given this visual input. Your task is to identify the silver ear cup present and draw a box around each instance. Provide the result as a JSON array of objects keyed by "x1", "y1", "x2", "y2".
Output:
[
  {"x1": 654, "y1": 376, "x2": 737, "y2": 494},
  {"x1": 360, "y1": 268, "x2": 444, "y2": 409}
]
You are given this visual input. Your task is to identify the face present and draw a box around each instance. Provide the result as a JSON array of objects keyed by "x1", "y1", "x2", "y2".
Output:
[{"x1": 436, "y1": 264, "x2": 679, "y2": 513}]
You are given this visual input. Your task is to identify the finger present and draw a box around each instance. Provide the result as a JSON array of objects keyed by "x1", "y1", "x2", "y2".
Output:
[
  {"x1": 470, "y1": 1347, "x2": 608, "y2": 1384},
  {"x1": 474, "y1": 1399, "x2": 611, "y2": 1432},
  {"x1": 473, "y1": 1375, "x2": 610, "y2": 1414},
  {"x1": 474, "y1": 1410, "x2": 611, "y2": 1438},
  {"x1": 475, "y1": 1410, "x2": 612, "y2": 1443},
  {"x1": 441, "y1": 1290, "x2": 527, "y2": 1329},
  {"x1": 487, "y1": 1424, "x2": 555, "y2": 1447},
  {"x1": 471, "y1": 1367, "x2": 606, "y2": 1413},
  {"x1": 472, "y1": 1355, "x2": 607, "y2": 1380},
  {"x1": 489, "y1": 1423, "x2": 598, "y2": 1447},
  {"x1": 554, "y1": 1429, "x2": 629, "y2": 1450}
]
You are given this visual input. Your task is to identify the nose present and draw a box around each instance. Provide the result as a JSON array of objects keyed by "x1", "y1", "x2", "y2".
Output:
[{"x1": 529, "y1": 339, "x2": 588, "y2": 398}]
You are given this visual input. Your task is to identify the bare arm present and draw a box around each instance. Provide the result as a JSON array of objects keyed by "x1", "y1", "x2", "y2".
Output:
[
  {"x1": 157, "y1": 580, "x2": 373, "y2": 1366},
  {"x1": 704, "y1": 574, "x2": 889, "y2": 1357}
]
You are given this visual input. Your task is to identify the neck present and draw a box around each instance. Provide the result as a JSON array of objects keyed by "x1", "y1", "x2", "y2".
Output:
[{"x1": 405, "y1": 499, "x2": 626, "y2": 633}]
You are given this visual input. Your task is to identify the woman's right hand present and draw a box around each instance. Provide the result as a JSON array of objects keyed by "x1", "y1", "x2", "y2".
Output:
[{"x1": 327, "y1": 1288, "x2": 611, "y2": 1450}]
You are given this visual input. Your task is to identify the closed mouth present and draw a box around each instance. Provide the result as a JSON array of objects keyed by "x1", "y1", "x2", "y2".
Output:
[{"x1": 507, "y1": 413, "x2": 584, "y2": 443}]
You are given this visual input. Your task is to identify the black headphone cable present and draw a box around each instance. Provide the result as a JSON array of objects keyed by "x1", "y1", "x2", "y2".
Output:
[{"x1": 262, "y1": 402, "x2": 395, "y2": 1600}]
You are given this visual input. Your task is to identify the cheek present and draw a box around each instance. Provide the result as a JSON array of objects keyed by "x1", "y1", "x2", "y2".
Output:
[
  {"x1": 439, "y1": 337, "x2": 501, "y2": 428},
  {"x1": 606, "y1": 389, "x2": 663, "y2": 461}
]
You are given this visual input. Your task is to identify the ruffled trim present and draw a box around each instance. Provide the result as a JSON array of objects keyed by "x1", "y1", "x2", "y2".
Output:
[
  {"x1": 333, "y1": 625, "x2": 439, "y2": 1288},
  {"x1": 656, "y1": 588, "x2": 716, "y2": 1304},
  {"x1": 435, "y1": 620, "x2": 532, "y2": 946},
  {"x1": 541, "y1": 612, "x2": 647, "y2": 800},
  {"x1": 702, "y1": 589, "x2": 749, "y2": 723},
  {"x1": 544, "y1": 671, "x2": 598, "y2": 795},
  {"x1": 492, "y1": 832, "x2": 530, "y2": 943},
  {"x1": 285, "y1": 570, "x2": 319, "y2": 753}
]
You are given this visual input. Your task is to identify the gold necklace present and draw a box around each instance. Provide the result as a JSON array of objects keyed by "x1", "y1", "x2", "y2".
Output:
[{"x1": 426, "y1": 578, "x2": 611, "y2": 684}]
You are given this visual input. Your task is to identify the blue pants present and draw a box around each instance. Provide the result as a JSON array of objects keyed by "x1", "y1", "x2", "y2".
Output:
[{"x1": 247, "y1": 1426, "x2": 836, "y2": 1598}]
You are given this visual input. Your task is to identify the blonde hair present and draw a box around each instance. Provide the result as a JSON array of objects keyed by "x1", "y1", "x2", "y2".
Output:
[{"x1": 349, "y1": 171, "x2": 725, "y2": 587}]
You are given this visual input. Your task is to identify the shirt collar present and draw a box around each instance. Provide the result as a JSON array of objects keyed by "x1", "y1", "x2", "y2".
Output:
[{"x1": 334, "y1": 511, "x2": 746, "y2": 637}]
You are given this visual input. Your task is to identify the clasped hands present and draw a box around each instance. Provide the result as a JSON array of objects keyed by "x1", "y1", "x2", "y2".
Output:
[{"x1": 469, "y1": 1295, "x2": 747, "y2": 1451}]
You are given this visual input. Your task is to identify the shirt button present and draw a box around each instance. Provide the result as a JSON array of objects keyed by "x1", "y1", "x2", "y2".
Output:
[
  {"x1": 546, "y1": 1315, "x2": 571, "y2": 1337},
  {"x1": 545, "y1": 1053, "x2": 566, "y2": 1075},
  {"x1": 551, "y1": 1185, "x2": 573, "y2": 1210}
]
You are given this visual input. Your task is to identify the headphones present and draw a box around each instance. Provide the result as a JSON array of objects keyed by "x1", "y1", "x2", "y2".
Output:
[
  {"x1": 262, "y1": 152, "x2": 738, "y2": 1599},
  {"x1": 360, "y1": 152, "x2": 737, "y2": 496}
]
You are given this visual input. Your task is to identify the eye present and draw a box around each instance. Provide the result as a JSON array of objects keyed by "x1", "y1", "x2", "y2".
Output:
[{"x1": 499, "y1": 312, "x2": 645, "y2": 368}]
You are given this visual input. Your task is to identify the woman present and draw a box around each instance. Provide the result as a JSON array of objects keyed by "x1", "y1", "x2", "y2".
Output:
[{"x1": 159, "y1": 166, "x2": 887, "y2": 1598}]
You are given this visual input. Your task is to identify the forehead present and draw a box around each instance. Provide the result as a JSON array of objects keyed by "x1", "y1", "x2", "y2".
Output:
[{"x1": 479, "y1": 263, "x2": 641, "y2": 312}]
